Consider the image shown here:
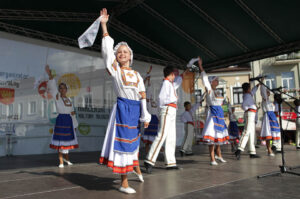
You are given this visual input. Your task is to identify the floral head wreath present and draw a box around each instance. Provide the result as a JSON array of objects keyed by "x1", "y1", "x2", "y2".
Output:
[{"x1": 113, "y1": 42, "x2": 133, "y2": 66}]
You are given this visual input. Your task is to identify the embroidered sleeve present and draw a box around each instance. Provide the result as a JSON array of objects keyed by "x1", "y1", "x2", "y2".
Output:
[
  {"x1": 201, "y1": 71, "x2": 212, "y2": 91},
  {"x1": 139, "y1": 91, "x2": 146, "y2": 99},
  {"x1": 137, "y1": 72, "x2": 146, "y2": 92},
  {"x1": 140, "y1": 99, "x2": 151, "y2": 123},
  {"x1": 102, "y1": 36, "x2": 117, "y2": 77},
  {"x1": 47, "y1": 79, "x2": 58, "y2": 100}
]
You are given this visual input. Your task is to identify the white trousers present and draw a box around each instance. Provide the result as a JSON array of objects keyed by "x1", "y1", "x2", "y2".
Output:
[
  {"x1": 296, "y1": 118, "x2": 300, "y2": 147},
  {"x1": 181, "y1": 123, "x2": 194, "y2": 154},
  {"x1": 145, "y1": 106, "x2": 177, "y2": 167},
  {"x1": 238, "y1": 111, "x2": 256, "y2": 154}
]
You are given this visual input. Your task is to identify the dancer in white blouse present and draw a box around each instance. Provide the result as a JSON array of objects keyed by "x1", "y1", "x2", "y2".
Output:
[
  {"x1": 98, "y1": 8, "x2": 151, "y2": 194},
  {"x1": 45, "y1": 65, "x2": 78, "y2": 168},
  {"x1": 198, "y1": 57, "x2": 229, "y2": 166},
  {"x1": 259, "y1": 84, "x2": 280, "y2": 156}
]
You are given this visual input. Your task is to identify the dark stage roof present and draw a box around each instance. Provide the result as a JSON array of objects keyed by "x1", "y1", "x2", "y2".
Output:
[{"x1": 0, "y1": 0, "x2": 300, "y2": 70}]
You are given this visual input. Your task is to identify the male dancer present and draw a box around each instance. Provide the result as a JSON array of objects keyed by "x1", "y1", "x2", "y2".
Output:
[
  {"x1": 235, "y1": 82, "x2": 261, "y2": 159},
  {"x1": 144, "y1": 66, "x2": 185, "y2": 173}
]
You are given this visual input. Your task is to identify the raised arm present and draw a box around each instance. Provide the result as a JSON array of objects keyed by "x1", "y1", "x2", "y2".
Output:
[
  {"x1": 45, "y1": 65, "x2": 58, "y2": 98},
  {"x1": 251, "y1": 84, "x2": 259, "y2": 95},
  {"x1": 260, "y1": 84, "x2": 268, "y2": 101},
  {"x1": 100, "y1": 8, "x2": 117, "y2": 76},
  {"x1": 198, "y1": 57, "x2": 212, "y2": 91}
]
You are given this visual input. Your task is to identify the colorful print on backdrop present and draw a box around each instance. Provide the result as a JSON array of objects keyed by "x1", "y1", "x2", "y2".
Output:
[
  {"x1": 58, "y1": 73, "x2": 81, "y2": 97},
  {"x1": 0, "y1": 88, "x2": 15, "y2": 105},
  {"x1": 78, "y1": 123, "x2": 91, "y2": 135},
  {"x1": 38, "y1": 81, "x2": 52, "y2": 99}
]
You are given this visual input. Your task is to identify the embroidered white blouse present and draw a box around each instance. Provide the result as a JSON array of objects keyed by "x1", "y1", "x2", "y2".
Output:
[
  {"x1": 201, "y1": 71, "x2": 223, "y2": 106},
  {"x1": 102, "y1": 35, "x2": 151, "y2": 123},
  {"x1": 47, "y1": 79, "x2": 78, "y2": 128},
  {"x1": 158, "y1": 76, "x2": 182, "y2": 108}
]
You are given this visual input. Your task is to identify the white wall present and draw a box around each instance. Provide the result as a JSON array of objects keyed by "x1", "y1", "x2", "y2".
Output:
[{"x1": 0, "y1": 32, "x2": 190, "y2": 156}]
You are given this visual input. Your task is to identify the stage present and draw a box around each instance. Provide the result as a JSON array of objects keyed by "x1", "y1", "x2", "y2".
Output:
[{"x1": 0, "y1": 145, "x2": 299, "y2": 199}]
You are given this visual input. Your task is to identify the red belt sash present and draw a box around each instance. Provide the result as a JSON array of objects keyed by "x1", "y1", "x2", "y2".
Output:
[
  {"x1": 187, "y1": 121, "x2": 194, "y2": 126},
  {"x1": 247, "y1": 108, "x2": 257, "y2": 113},
  {"x1": 166, "y1": 103, "x2": 177, "y2": 108}
]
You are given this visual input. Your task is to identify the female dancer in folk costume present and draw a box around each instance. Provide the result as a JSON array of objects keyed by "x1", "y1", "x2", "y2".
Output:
[
  {"x1": 259, "y1": 84, "x2": 280, "y2": 156},
  {"x1": 227, "y1": 100, "x2": 239, "y2": 152},
  {"x1": 142, "y1": 66, "x2": 159, "y2": 153},
  {"x1": 198, "y1": 57, "x2": 229, "y2": 165},
  {"x1": 45, "y1": 65, "x2": 79, "y2": 168},
  {"x1": 98, "y1": 8, "x2": 151, "y2": 194}
]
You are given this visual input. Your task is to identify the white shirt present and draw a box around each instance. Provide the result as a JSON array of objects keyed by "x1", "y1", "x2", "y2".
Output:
[
  {"x1": 158, "y1": 76, "x2": 182, "y2": 108},
  {"x1": 102, "y1": 36, "x2": 151, "y2": 122},
  {"x1": 181, "y1": 103, "x2": 200, "y2": 123},
  {"x1": 260, "y1": 85, "x2": 275, "y2": 112},
  {"x1": 201, "y1": 71, "x2": 223, "y2": 106},
  {"x1": 48, "y1": 79, "x2": 78, "y2": 128},
  {"x1": 242, "y1": 86, "x2": 258, "y2": 111}
]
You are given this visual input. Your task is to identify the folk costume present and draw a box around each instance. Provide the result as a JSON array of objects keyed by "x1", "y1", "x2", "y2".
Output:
[
  {"x1": 48, "y1": 79, "x2": 79, "y2": 153},
  {"x1": 99, "y1": 35, "x2": 151, "y2": 174}
]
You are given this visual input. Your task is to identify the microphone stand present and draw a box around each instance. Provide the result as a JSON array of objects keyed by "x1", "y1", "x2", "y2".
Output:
[{"x1": 256, "y1": 79, "x2": 300, "y2": 178}]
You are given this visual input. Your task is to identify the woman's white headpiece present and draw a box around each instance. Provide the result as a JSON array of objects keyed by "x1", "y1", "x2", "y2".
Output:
[
  {"x1": 114, "y1": 42, "x2": 133, "y2": 66},
  {"x1": 208, "y1": 76, "x2": 218, "y2": 83}
]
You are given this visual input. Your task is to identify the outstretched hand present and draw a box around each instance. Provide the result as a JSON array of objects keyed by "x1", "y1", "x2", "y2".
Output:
[
  {"x1": 100, "y1": 8, "x2": 109, "y2": 24},
  {"x1": 198, "y1": 56, "x2": 204, "y2": 72},
  {"x1": 144, "y1": 122, "x2": 149, "y2": 128}
]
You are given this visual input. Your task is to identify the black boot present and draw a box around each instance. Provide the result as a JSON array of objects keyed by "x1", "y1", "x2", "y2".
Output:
[
  {"x1": 249, "y1": 154, "x2": 260, "y2": 158},
  {"x1": 144, "y1": 162, "x2": 153, "y2": 174},
  {"x1": 166, "y1": 166, "x2": 180, "y2": 170},
  {"x1": 180, "y1": 150, "x2": 184, "y2": 157},
  {"x1": 235, "y1": 149, "x2": 241, "y2": 160}
]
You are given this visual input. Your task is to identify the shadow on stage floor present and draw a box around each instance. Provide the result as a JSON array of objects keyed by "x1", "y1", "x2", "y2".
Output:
[{"x1": 0, "y1": 144, "x2": 299, "y2": 199}]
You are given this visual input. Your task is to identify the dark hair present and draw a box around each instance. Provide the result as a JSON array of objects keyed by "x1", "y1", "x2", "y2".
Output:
[
  {"x1": 242, "y1": 83, "x2": 250, "y2": 93},
  {"x1": 163, "y1": 66, "x2": 175, "y2": 78},
  {"x1": 294, "y1": 99, "x2": 300, "y2": 106},
  {"x1": 58, "y1": 82, "x2": 68, "y2": 90},
  {"x1": 184, "y1": 101, "x2": 191, "y2": 107}
]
